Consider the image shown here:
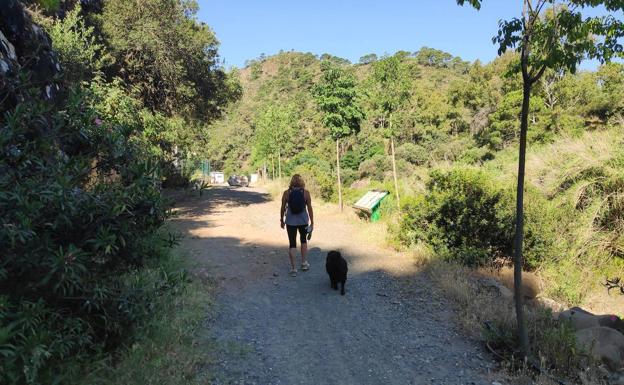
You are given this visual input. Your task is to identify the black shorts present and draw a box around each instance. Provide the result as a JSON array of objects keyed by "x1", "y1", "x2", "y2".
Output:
[{"x1": 286, "y1": 224, "x2": 307, "y2": 248}]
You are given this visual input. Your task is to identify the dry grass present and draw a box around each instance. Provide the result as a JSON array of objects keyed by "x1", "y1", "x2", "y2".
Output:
[
  {"x1": 256, "y1": 178, "x2": 288, "y2": 200},
  {"x1": 495, "y1": 266, "x2": 543, "y2": 300},
  {"x1": 526, "y1": 131, "x2": 617, "y2": 197},
  {"x1": 481, "y1": 128, "x2": 624, "y2": 310},
  {"x1": 490, "y1": 129, "x2": 621, "y2": 197},
  {"x1": 424, "y1": 259, "x2": 516, "y2": 335},
  {"x1": 422, "y1": 259, "x2": 612, "y2": 384}
]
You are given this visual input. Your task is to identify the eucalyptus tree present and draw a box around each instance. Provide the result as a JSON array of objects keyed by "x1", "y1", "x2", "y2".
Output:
[
  {"x1": 313, "y1": 61, "x2": 365, "y2": 211},
  {"x1": 368, "y1": 54, "x2": 412, "y2": 211},
  {"x1": 457, "y1": 0, "x2": 624, "y2": 356}
]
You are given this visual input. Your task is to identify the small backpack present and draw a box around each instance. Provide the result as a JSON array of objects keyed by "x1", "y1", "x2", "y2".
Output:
[{"x1": 288, "y1": 188, "x2": 305, "y2": 214}]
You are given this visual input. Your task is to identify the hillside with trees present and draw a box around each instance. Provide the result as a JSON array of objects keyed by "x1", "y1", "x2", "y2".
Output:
[
  {"x1": 210, "y1": 47, "x2": 624, "y2": 310},
  {"x1": 208, "y1": 46, "x2": 624, "y2": 378},
  {"x1": 2, "y1": 0, "x2": 624, "y2": 383}
]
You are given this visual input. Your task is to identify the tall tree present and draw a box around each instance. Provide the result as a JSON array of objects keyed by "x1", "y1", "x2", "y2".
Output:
[
  {"x1": 102, "y1": 0, "x2": 240, "y2": 120},
  {"x1": 414, "y1": 47, "x2": 454, "y2": 68},
  {"x1": 253, "y1": 104, "x2": 297, "y2": 180},
  {"x1": 312, "y1": 61, "x2": 364, "y2": 211},
  {"x1": 457, "y1": 0, "x2": 624, "y2": 356},
  {"x1": 368, "y1": 54, "x2": 412, "y2": 211},
  {"x1": 359, "y1": 53, "x2": 378, "y2": 65}
]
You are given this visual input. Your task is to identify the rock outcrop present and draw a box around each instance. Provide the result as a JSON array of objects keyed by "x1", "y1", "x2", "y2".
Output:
[
  {"x1": 0, "y1": 0, "x2": 62, "y2": 112},
  {"x1": 559, "y1": 307, "x2": 624, "y2": 372},
  {"x1": 560, "y1": 307, "x2": 624, "y2": 334},
  {"x1": 576, "y1": 326, "x2": 624, "y2": 371}
]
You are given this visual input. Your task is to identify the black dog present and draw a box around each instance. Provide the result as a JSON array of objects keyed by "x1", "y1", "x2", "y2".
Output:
[{"x1": 325, "y1": 250, "x2": 348, "y2": 295}]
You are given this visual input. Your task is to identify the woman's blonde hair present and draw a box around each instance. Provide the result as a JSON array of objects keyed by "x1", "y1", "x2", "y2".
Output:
[{"x1": 289, "y1": 174, "x2": 305, "y2": 189}]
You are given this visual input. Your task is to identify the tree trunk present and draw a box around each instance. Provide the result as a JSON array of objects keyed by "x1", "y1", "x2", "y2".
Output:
[
  {"x1": 271, "y1": 158, "x2": 275, "y2": 179},
  {"x1": 263, "y1": 161, "x2": 267, "y2": 181},
  {"x1": 336, "y1": 138, "x2": 343, "y2": 212},
  {"x1": 390, "y1": 135, "x2": 400, "y2": 212},
  {"x1": 514, "y1": 78, "x2": 532, "y2": 358},
  {"x1": 278, "y1": 150, "x2": 282, "y2": 180}
]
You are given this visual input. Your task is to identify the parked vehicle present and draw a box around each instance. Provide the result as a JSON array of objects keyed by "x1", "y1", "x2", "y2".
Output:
[{"x1": 228, "y1": 175, "x2": 249, "y2": 187}]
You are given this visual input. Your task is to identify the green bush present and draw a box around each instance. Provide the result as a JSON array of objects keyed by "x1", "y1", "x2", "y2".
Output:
[
  {"x1": 341, "y1": 139, "x2": 385, "y2": 170},
  {"x1": 400, "y1": 168, "x2": 512, "y2": 266},
  {"x1": 290, "y1": 164, "x2": 335, "y2": 201},
  {"x1": 77, "y1": 254, "x2": 209, "y2": 385},
  {"x1": 283, "y1": 150, "x2": 337, "y2": 201},
  {"x1": 40, "y1": 4, "x2": 110, "y2": 83},
  {"x1": 36, "y1": 0, "x2": 60, "y2": 12},
  {"x1": 340, "y1": 168, "x2": 358, "y2": 188},
  {"x1": 340, "y1": 151, "x2": 360, "y2": 170},
  {"x1": 395, "y1": 142, "x2": 429, "y2": 166},
  {"x1": 396, "y1": 167, "x2": 554, "y2": 267},
  {"x1": 485, "y1": 307, "x2": 587, "y2": 378},
  {"x1": 458, "y1": 146, "x2": 494, "y2": 164},
  {"x1": 358, "y1": 153, "x2": 391, "y2": 181},
  {"x1": 507, "y1": 187, "x2": 558, "y2": 268},
  {"x1": 284, "y1": 150, "x2": 331, "y2": 175},
  {"x1": 0, "y1": 84, "x2": 180, "y2": 384}
]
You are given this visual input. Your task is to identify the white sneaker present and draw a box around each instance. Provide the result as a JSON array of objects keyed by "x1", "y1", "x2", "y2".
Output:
[{"x1": 301, "y1": 261, "x2": 310, "y2": 271}]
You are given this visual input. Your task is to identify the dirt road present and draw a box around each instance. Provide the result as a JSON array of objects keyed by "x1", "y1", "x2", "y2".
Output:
[{"x1": 171, "y1": 186, "x2": 495, "y2": 385}]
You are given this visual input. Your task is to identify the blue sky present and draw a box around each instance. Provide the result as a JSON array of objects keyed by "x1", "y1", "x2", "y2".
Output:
[{"x1": 197, "y1": 1, "x2": 614, "y2": 70}]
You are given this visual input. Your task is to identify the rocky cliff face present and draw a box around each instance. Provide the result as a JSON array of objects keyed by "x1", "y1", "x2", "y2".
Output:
[{"x1": 0, "y1": 0, "x2": 62, "y2": 112}]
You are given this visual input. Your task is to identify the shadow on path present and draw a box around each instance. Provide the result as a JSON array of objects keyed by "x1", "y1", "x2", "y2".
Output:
[{"x1": 169, "y1": 186, "x2": 494, "y2": 385}]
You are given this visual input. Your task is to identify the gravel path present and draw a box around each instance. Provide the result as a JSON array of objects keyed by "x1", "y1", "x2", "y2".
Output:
[{"x1": 171, "y1": 186, "x2": 496, "y2": 385}]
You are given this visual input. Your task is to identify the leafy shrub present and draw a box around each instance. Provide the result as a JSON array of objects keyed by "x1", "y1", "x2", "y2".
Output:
[
  {"x1": 291, "y1": 163, "x2": 335, "y2": 201},
  {"x1": 358, "y1": 154, "x2": 391, "y2": 181},
  {"x1": 40, "y1": 4, "x2": 110, "y2": 83},
  {"x1": 249, "y1": 61, "x2": 263, "y2": 80},
  {"x1": 340, "y1": 168, "x2": 358, "y2": 188},
  {"x1": 341, "y1": 139, "x2": 385, "y2": 170},
  {"x1": 395, "y1": 142, "x2": 428, "y2": 166},
  {"x1": 483, "y1": 301, "x2": 587, "y2": 378},
  {"x1": 76, "y1": 255, "x2": 209, "y2": 385},
  {"x1": 340, "y1": 151, "x2": 360, "y2": 170},
  {"x1": 400, "y1": 168, "x2": 512, "y2": 266},
  {"x1": 551, "y1": 113, "x2": 586, "y2": 137},
  {"x1": 478, "y1": 91, "x2": 546, "y2": 150},
  {"x1": 284, "y1": 150, "x2": 328, "y2": 175},
  {"x1": 429, "y1": 136, "x2": 479, "y2": 164},
  {"x1": 458, "y1": 146, "x2": 494, "y2": 164},
  {"x1": 511, "y1": 188, "x2": 559, "y2": 268},
  {"x1": 36, "y1": 0, "x2": 60, "y2": 12},
  {"x1": 396, "y1": 167, "x2": 554, "y2": 267},
  {"x1": 0, "y1": 84, "x2": 179, "y2": 384},
  {"x1": 284, "y1": 150, "x2": 337, "y2": 201}
]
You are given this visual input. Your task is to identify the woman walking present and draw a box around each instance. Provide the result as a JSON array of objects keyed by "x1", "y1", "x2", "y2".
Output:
[{"x1": 280, "y1": 174, "x2": 314, "y2": 277}]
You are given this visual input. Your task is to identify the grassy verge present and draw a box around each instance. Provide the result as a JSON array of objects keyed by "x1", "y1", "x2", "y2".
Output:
[
  {"x1": 77, "y1": 252, "x2": 215, "y2": 385},
  {"x1": 421, "y1": 257, "x2": 609, "y2": 384}
]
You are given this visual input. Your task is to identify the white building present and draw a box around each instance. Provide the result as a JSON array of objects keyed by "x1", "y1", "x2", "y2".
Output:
[{"x1": 209, "y1": 171, "x2": 225, "y2": 184}]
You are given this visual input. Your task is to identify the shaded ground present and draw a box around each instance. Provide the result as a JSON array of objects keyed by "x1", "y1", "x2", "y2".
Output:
[{"x1": 170, "y1": 186, "x2": 496, "y2": 385}]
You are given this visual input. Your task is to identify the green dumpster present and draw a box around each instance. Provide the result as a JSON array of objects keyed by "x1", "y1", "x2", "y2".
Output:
[{"x1": 353, "y1": 190, "x2": 389, "y2": 223}]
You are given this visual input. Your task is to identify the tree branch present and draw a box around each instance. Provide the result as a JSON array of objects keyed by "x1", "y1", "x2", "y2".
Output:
[{"x1": 530, "y1": 63, "x2": 548, "y2": 84}]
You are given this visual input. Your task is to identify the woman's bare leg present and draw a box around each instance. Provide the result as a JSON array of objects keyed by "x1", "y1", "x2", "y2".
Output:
[
  {"x1": 288, "y1": 248, "x2": 296, "y2": 270},
  {"x1": 300, "y1": 242, "x2": 308, "y2": 264}
]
